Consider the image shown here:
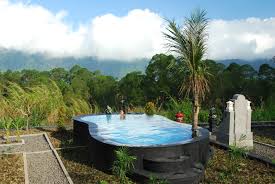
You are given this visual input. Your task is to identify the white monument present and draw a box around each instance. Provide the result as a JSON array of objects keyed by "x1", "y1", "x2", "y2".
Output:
[{"x1": 216, "y1": 94, "x2": 253, "y2": 149}]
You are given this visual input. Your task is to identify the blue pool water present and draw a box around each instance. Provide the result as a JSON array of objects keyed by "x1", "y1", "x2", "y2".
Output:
[{"x1": 80, "y1": 114, "x2": 193, "y2": 147}]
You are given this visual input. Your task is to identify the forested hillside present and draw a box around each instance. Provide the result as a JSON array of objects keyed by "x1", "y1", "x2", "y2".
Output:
[
  {"x1": 0, "y1": 48, "x2": 274, "y2": 79},
  {"x1": 0, "y1": 48, "x2": 148, "y2": 78},
  {"x1": 0, "y1": 53, "x2": 274, "y2": 129}
]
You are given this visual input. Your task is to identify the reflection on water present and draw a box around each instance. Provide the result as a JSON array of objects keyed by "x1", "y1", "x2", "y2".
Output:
[{"x1": 106, "y1": 114, "x2": 112, "y2": 123}]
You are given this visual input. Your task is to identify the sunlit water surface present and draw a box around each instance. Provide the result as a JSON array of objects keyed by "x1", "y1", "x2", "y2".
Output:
[{"x1": 80, "y1": 114, "x2": 192, "y2": 146}]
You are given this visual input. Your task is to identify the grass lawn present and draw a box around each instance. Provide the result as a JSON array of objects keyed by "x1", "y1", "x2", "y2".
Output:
[{"x1": 0, "y1": 154, "x2": 25, "y2": 184}]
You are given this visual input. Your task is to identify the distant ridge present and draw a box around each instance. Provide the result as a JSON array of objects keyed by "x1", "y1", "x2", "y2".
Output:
[
  {"x1": 218, "y1": 59, "x2": 275, "y2": 70},
  {"x1": 0, "y1": 49, "x2": 274, "y2": 78},
  {"x1": 0, "y1": 49, "x2": 148, "y2": 78}
]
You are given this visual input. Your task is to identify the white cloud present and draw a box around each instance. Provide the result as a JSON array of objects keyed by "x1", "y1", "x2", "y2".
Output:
[
  {"x1": 0, "y1": 0, "x2": 275, "y2": 61},
  {"x1": 87, "y1": 9, "x2": 165, "y2": 60},
  {"x1": 208, "y1": 18, "x2": 275, "y2": 60},
  {"x1": 0, "y1": 1, "x2": 165, "y2": 61}
]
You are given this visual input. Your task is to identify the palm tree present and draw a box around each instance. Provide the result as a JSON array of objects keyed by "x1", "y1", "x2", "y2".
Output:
[{"x1": 164, "y1": 9, "x2": 210, "y2": 136}]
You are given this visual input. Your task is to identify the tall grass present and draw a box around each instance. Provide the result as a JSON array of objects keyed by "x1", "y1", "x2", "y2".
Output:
[
  {"x1": 0, "y1": 81, "x2": 91, "y2": 132},
  {"x1": 252, "y1": 105, "x2": 275, "y2": 121}
]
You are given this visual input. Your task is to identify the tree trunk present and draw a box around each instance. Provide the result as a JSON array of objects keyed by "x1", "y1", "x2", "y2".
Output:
[{"x1": 192, "y1": 93, "x2": 200, "y2": 137}]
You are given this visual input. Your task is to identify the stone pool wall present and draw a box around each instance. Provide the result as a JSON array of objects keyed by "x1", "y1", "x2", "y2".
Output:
[{"x1": 73, "y1": 117, "x2": 211, "y2": 184}]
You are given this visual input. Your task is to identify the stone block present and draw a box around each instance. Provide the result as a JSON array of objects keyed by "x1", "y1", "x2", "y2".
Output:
[{"x1": 216, "y1": 94, "x2": 253, "y2": 149}]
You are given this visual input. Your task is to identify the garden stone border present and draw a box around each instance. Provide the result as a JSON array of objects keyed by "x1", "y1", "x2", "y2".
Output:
[
  {"x1": 0, "y1": 139, "x2": 25, "y2": 147},
  {"x1": 0, "y1": 133, "x2": 74, "y2": 184},
  {"x1": 43, "y1": 133, "x2": 74, "y2": 184},
  {"x1": 254, "y1": 140, "x2": 275, "y2": 149},
  {"x1": 23, "y1": 152, "x2": 29, "y2": 184}
]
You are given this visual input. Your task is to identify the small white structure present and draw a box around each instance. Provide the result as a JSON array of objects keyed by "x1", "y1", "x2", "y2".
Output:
[{"x1": 216, "y1": 94, "x2": 253, "y2": 149}]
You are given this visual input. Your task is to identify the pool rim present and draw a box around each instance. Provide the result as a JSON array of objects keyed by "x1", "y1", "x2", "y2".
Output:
[{"x1": 73, "y1": 113, "x2": 209, "y2": 148}]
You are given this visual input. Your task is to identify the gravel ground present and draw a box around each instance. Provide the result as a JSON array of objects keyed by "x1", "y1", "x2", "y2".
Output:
[
  {"x1": 27, "y1": 151, "x2": 69, "y2": 184},
  {"x1": 0, "y1": 134, "x2": 70, "y2": 184},
  {"x1": 253, "y1": 142, "x2": 275, "y2": 160},
  {"x1": 0, "y1": 134, "x2": 51, "y2": 153}
]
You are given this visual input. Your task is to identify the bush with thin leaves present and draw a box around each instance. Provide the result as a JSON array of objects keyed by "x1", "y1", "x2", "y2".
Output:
[
  {"x1": 144, "y1": 102, "x2": 156, "y2": 116},
  {"x1": 0, "y1": 117, "x2": 13, "y2": 143},
  {"x1": 12, "y1": 117, "x2": 25, "y2": 142},
  {"x1": 112, "y1": 147, "x2": 136, "y2": 184}
]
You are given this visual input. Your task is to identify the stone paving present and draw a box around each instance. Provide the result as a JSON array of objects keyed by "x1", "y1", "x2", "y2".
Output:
[{"x1": 0, "y1": 134, "x2": 71, "y2": 184}]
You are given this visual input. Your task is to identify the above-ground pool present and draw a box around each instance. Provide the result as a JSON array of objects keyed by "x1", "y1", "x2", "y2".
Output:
[
  {"x1": 73, "y1": 114, "x2": 210, "y2": 184},
  {"x1": 80, "y1": 114, "x2": 192, "y2": 146}
]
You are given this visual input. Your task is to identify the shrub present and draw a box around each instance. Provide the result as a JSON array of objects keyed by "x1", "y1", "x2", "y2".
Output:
[
  {"x1": 198, "y1": 109, "x2": 209, "y2": 122},
  {"x1": 1, "y1": 117, "x2": 13, "y2": 143},
  {"x1": 252, "y1": 105, "x2": 275, "y2": 121},
  {"x1": 144, "y1": 102, "x2": 156, "y2": 116},
  {"x1": 112, "y1": 147, "x2": 136, "y2": 184},
  {"x1": 164, "y1": 98, "x2": 192, "y2": 123}
]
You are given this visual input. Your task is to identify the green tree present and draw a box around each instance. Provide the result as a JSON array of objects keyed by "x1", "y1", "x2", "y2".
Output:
[
  {"x1": 164, "y1": 9, "x2": 210, "y2": 136},
  {"x1": 144, "y1": 54, "x2": 182, "y2": 110},
  {"x1": 119, "y1": 71, "x2": 145, "y2": 106},
  {"x1": 89, "y1": 74, "x2": 118, "y2": 109}
]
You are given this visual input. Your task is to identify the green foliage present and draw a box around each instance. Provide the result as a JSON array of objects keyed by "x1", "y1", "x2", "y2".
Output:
[
  {"x1": 97, "y1": 181, "x2": 108, "y2": 184},
  {"x1": 148, "y1": 175, "x2": 169, "y2": 184},
  {"x1": 164, "y1": 98, "x2": 192, "y2": 122},
  {"x1": 144, "y1": 102, "x2": 156, "y2": 116},
  {"x1": 12, "y1": 117, "x2": 25, "y2": 141},
  {"x1": 143, "y1": 54, "x2": 181, "y2": 101},
  {"x1": 228, "y1": 145, "x2": 248, "y2": 174},
  {"x1": 164, "y1": 9, "x2": 210, "y2": 132},
  {"x1": 229, "y1": 145, "x2": 247, "y2": 160},
  {"x1": 119, "y1": 71, "x2": 145, "y2": 106},
  {"x1": 199, "y1": 109, "x2": 209, "y2": 122},
  {"x1": 0, "y1": 54, "x2": 274, "y2": 127},
  {"x1": 252, "y1": 104, "x2": 275, "y2": 121},
  {"x1": 112, "y1": 147, "x2": 136, "y2": 184},
  {"x1": 0, "y1": 117, "x2": 13, "y2": 143}
]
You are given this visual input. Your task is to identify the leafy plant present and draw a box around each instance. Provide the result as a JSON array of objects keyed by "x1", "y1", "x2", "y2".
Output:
[
  {"x1": 97, "y1": 180, "x2": 108, "y2": 184},
  {"x1": 1, "y1": 117, "x2": 13, "y2": 144},
  {"x1": 148, "y1": 175, "x2": 169, "y2": 184},
  {"x1": 144, "y1": 102, "x2": 156, "y2": 116},
  {"x1": 198, "y1": 109, "x2": 209, "y2": 122},
  {"x1": 12, "y1": 117, "x2": 25, "y2": 142},
  {"x1": 228, "y1": 145, "x2": 247, "y2": 174},
  {"x1": 164, "y1": 98, "x2": 192, "y2": 123},
  {"x1": 164, "y1": 9, "x2": 210, "y2": 136},
  {"x1": 112, "y1": 147, "x2": 136, "y2": 184}
]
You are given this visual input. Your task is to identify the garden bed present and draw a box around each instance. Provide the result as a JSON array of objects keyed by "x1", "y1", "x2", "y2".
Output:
[
  {"x1": 57, "y1": 147, "x2": 125, "y2": 184},
  {"x1": 204, "y1": 146, "x2": 275, "y2": 184},
  {"x1": 0, "y1": 153, "x2": 25, "y2": 184}
]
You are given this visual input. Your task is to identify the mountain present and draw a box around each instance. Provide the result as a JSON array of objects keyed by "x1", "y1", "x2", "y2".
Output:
[
  {"x1": 0, "y1": 49, "x2": 274, "y2": 78},
  {"x1": 0, "y1": 49, "x2": 149, "y2": 78},
  {"x1": 218, "y1": 59, "x2": 275, "y2": 70}
]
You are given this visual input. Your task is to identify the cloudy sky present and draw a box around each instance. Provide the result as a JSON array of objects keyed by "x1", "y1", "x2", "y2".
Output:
[{"x1": 0, "y1": 0, "x2": 275, "y2": 61}]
